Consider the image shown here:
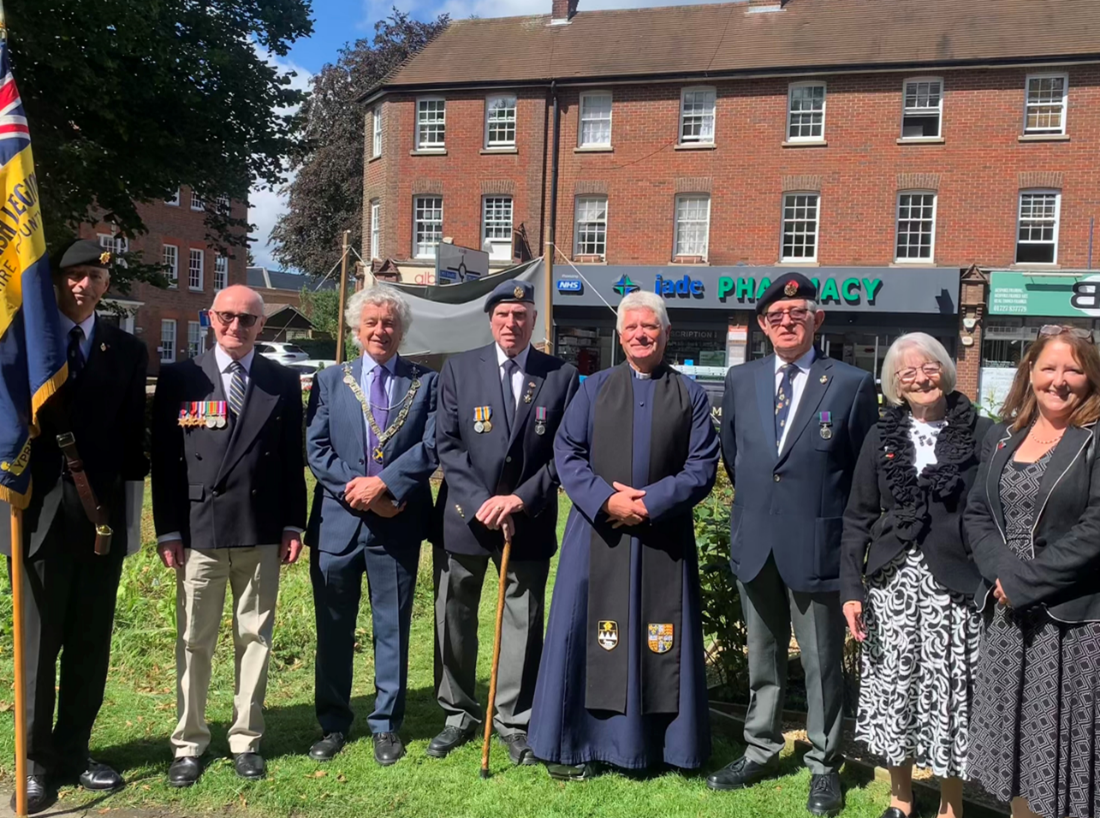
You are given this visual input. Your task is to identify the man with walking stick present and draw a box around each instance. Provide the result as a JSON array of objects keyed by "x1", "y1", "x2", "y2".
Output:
[{"x1": 430, "y1": 279, "x2": 578, "y2": 766}]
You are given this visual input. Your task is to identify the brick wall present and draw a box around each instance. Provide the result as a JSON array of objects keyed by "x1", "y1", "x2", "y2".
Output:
[
  {"x1": 80, "y1": 186, "x2": 248, "y2": 374},
  {"x1": 373, "y1": 66, "x2": 1100, "y2": 270}
]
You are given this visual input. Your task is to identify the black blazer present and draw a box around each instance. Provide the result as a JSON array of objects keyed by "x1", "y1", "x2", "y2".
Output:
[
  {"x1": 151, "y1": 349, "x2": 307, "y2": 549},
  {"x1": 964, "y1": 421, "x2": 1100, "y2": 623},
  {"x1": 9, "y1": 320, "x2": 148, "y2": 559},
  {"x1": 840, "y1": 392, "x2": 992, "y2": 604},
  {"x1": 435, "y1": 344, "x2": 579, "y2": 561},
  {"x1": 720, "y1": 352, "x2": 879, "y2": 594}
]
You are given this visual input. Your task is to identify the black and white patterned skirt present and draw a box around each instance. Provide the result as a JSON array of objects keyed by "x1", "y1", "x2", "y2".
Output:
[{"x1": 855, "y1": 547, "x2": 981, "y2": 778}]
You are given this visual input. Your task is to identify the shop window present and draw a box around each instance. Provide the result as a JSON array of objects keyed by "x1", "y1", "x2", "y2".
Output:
[
  {"x1": 901, "y1": 78, "x2": 942, "y2": 138},
  {"x1": 1016, "y1": 190, "x2": 1060, "y2": 264},
  {"x1": 781, "y1": 193, "x2": 819, "y2": 261},
  {"x1": 895, "y1": 192, "x2": 936, "y2": 261},
  {"x1": 787, "y1": 82, "x2": 826, "y2": 142}
]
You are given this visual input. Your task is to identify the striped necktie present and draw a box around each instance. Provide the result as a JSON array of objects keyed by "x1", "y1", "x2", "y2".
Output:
[
  {"x1": 775, "y1": 363, "x2": 796, "y2": 449},
  {"x1": 228, "y1": 360, "x2": 247, "y2": 417}
]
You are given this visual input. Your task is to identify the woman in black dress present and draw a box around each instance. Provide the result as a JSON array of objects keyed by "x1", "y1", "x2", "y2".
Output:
[
  {"x1": 965, "y1": 326, "x2": 1100, "y2": 818},
  {"x1": 841, "y1": 333, "x2": 990, "y2": 818}
]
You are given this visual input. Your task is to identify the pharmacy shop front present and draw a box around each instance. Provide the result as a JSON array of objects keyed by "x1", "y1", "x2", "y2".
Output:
[{"x1": 552, "y1": 266, "x2": 962, "y2": 386}]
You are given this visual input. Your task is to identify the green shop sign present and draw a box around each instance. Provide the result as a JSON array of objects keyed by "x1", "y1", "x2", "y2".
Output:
[
  {"x1": 716, "y1": 276, "x2": 883, "y2": 305},
  {"x1": 989, "y1": 271, "x2": 1100, "y2": 317}
]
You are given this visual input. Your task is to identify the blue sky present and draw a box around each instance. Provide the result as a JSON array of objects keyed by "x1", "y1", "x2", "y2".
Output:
[{"x1": 250, "y1": 0, "x2": 737, "y2": 270}]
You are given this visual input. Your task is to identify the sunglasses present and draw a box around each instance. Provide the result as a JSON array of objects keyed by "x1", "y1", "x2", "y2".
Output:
[
  {"x1": 211, "y1": 310, "x2": 259, "y2": 328},
  {"x1": 1039, "y1": 324, "x2": 1093, "y2": 341}
]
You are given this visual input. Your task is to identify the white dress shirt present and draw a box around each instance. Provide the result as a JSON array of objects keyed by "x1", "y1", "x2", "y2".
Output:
[
  {"x1": 774, "y1": 347, "x2": 817, "y2": 453},
  {"x1": 59, "y1": 312, "x2": 96, "y2": 362},
  {"x1": 215, "y1": 345, "x2": 256, "y2": 401},
  {"x1": 496, "y1": 343, "x2": 531, "y2": 411}
]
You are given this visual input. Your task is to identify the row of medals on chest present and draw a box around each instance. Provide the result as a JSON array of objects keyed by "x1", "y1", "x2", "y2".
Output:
[
  {"x1": 179, "y1": 401, "x2": 228, "y2": 429},
  {"x1": 474, "y1": 381, "x2": 544, "y2": 435}
]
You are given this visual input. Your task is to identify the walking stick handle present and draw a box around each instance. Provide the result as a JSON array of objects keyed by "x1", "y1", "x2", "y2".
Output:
[{"x1": 480, "y1": 531, "x2": 513, "y2": 779}]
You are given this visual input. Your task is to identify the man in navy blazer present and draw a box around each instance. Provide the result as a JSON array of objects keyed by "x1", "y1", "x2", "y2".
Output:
[
  {"x1": 304, "y1": 284, "x2": 438, "y2": 767},
  {"x1": 708, "y1": 273, "x2": 877, "y2": 816},
  {"x1": 429, "y1": 280, "x2": 579, "y2": 765}
]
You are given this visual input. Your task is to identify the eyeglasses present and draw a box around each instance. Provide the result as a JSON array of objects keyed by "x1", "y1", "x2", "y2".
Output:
[
  {"x1": 211, "y1": 311, "x2": 259, "y2": 328},
  {"x1": 763, "y1": 307, "x2": 811, "y2": 326},
  {"x1": 1040, "y1": 324, "x2": 1093, "y2": 341},
  {"x1": 897, "y1": 362, "x2": 942, "y2": 383}
]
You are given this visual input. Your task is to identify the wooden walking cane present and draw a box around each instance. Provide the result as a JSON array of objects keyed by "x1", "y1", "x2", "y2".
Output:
[
  {"x1": 11, "y1": 507, "x2": 28, "y2": 816},
  {"x1": 479, "y1": 529, "x2": 513, "y2": 779}
]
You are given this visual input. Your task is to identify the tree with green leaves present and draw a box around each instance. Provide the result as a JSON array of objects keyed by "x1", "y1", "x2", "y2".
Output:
[
  {"x1": 11, "y1": 0, "x2": 313, "y2": 288},
  {"x1": 270, "y1": 9, "x2": 448, "y2": 277}
]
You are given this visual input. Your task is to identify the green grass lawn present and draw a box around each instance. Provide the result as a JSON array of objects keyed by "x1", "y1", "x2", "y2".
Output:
[{"x1": 0, "y1": 477, "x2": 889, "y2": 817}]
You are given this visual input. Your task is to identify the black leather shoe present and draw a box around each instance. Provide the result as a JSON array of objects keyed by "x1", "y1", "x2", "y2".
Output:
[
  {"x1": 807, "y1": 772, "x2": 844, "y2": 816},
  {"x1": 426, "y1": 725, "x2": 476, "y2": 758},
  {"x1": 879, "y1": 807, "x2": 917, "y2": 818},
  {"x1": 546, "y1": 761, "x2": 602, "y2": 781},
  {"x1": 373, "y1": 732, "x2": 405, "y2": 766},
  {"x1": 706, "y1": 755, "x2": 775, "y2": 791},
  {"x1": 498, "y1": 733, "x2": 537, "y2": 766},
  {"x1": 9, "y1": 775, "x2": 52, "y2": 814},
  {"x1": 309, "y1": 732, "x2": 346, "y2": 761},
  {"x1": 167, "y1": 756, "x2": 202, "y2": 788},
  {"x1": 78, "y1": 758, "x2": 124, "y2": 791},
  {"x1": 234, "y1": 752, "x2": 266, "y2": 781}
]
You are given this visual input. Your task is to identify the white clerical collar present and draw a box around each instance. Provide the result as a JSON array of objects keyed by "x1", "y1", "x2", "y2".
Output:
[
  {"x1": 215, "y1": 345, "x2": 255, "y2": 374},
  {"x1": 775, "y1": 347, "x2": 816, "y2": 374},
  {"x1": 59, "y1": 312, "x2": 96, "y2": 341},
  {"x1": 496, "y1": 343, "x2": 531, "y2": 373}
]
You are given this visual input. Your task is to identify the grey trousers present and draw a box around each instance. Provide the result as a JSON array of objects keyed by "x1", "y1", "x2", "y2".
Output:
[
  {"x1": 432, "y1": 546, "x2": 549, "y2": 737},
  {"x1": 738, "y1": 555, "x2": 845, "y2": 774}
]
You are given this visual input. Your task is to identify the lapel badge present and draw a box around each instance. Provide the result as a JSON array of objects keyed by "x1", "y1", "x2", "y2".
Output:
[
  {"x1": 523, "y1": 381, "x2": 536, "y2": 404},
  {"x1": 100, "y1": 343, "x2": 108, "y2": 352},
  {"x1": 647, "y1": 623, "x2": 674, "y2": 654},
  {"x1": 819, "y1": 375, "x2": 828, "y2": 384},
  {"x1": 534, "y1": 406, "x2": 547, "y2": 436},
  {"x1": 597, "y1": 620, "x2": 619, "y2": 651}
]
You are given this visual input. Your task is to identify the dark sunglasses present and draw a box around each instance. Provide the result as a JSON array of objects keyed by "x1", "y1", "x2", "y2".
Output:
[
  {"x1": 1039, "y1": 324, "x2": 1093, "y2": 341},
  {"x1": 211, "y1": 310, "x2": 259, "y2": 328}
]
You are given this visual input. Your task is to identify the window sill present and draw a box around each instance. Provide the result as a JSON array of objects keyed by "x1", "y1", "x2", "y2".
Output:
[
  {"x1": 890, "y1": 260, "x2": 939, "y2": 267},
  {"x1": 671, "y1": 256, "x2": 709, "y2": 265},
  {"x1": 368, "y1": 154, "x2": 382, "y2": 163},
  {"x1": 1009, "y1": 262, "x2": 1061, "y2": 270},
  {"x1": 574, "y1": 146, "x2": 614, "y2": 153},
  {"x1": 674, "y1": 143, "x2": 716, "y2": 151},
  {"x1": 189, "y1": 288, "x2": 203, "y2": 293},
  {"x1": 1018, "y1": 134, "x2": 1070, "y2": 143},
  {"x1": 480, "y1": 147, "x2": 518, "y2": 155},
  {"x1": 777, "y1": 260, "x2": 819, "y2": 266},
  {"x1": 782, "y1": 140, "x2": 828, "y2": 148},
  {"x1": 896, "y1": 137, "x2": 945, "y2": 145},
  {"x1": 572, "y1": 256, "x2": 606, "y2": 264},
  {"x1": 410, "y1": 149, "x2": 448, "y2": 156}
]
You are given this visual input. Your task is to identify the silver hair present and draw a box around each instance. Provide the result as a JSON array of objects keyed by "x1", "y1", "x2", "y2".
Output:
[
  {"x1": 616, "y1": 291, "x2": 670, "y2": 333},
  {"x1": 345, "y1": 283, "x2": 412, "y2": 347},
  {"x1": 880, "y1": 332, "x2": 957, "y2": 406}
]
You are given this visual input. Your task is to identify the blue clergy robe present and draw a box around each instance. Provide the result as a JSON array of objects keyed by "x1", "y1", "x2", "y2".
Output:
[{"x1": 528, "y1": 365, "x2": 719, "y2": 769}]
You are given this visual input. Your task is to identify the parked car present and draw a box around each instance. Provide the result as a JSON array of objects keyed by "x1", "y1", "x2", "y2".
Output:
[
  {"x1": 256, "y1": 342, "x2": 309, "y2": 364},
  {"x1": 286, "y1": 358, "x2": 338, "y2": 391}
]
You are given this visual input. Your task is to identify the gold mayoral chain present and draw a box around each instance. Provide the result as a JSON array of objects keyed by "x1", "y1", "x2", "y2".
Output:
[{"x1": 342, "y1": 363, "x2": 422, "y2": 463}]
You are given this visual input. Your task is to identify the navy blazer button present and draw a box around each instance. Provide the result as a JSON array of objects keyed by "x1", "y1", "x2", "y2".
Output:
[
  {"x1": 359, "y1": 458, "x2": 365, "y2": 464},
  {"x1": 212, "y1": 489, "x2": 220, "y2": 496},
  {"x1": 251, "y1": 489, "x2": 258, "y2": 496},
  {"x1": 264, "y1": 451, "x2": 271, "y2": 456},
  {"x1": 773, "y1": 474, "x2": 781, "y2": 482},
  {"x1": 195, "y1": 452, "x2": 202, "y2": 459},
  {"x1": 506, "y1": 456, "x2": 512, "y2": 463}
]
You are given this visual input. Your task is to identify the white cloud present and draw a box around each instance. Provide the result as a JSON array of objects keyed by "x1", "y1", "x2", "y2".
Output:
[{"x1": 248, "y1": 50, "x2": 314, "y2": 272}]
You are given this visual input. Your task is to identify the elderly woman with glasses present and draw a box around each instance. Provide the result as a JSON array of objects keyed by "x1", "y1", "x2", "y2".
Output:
[
  {"x1": 840, "y1": 333, "x2": 991, "y2": 818},
  {"x1": 964, "y1": 325, "x2": 1100, "y2": 818}
]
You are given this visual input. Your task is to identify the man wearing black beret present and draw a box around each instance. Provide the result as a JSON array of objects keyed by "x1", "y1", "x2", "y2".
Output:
[
  {"x1": 3, "y1": 239, "x2": 148, "y2": 812},
  {"x1": 428, "y1": 279, "x2": 578, "y2": 764},
  {"x1": 708, "y1": 272, "x2": 877, "y2": 815}
]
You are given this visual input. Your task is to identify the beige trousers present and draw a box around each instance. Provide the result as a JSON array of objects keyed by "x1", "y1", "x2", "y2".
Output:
[{"x1": 171, "y1": 546, "x2": 281, "y2": 757}]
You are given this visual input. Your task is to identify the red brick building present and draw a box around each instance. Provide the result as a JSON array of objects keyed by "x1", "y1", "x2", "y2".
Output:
[
  {"x1": 80, "y1": 186, "x2": 248, "y2": 374},
  {"x1": 361, "y1": 0, "x2": 1100, "y2": 398}
]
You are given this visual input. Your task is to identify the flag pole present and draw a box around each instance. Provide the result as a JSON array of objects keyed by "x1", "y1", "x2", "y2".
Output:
[{"x1": 9, "y1": 507, "x2": 27, "y2": 816}]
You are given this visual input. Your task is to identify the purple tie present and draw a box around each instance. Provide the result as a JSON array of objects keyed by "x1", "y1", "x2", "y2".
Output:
[{"x1": 367, "y1": 366, "x2": 389, "y2": 475}]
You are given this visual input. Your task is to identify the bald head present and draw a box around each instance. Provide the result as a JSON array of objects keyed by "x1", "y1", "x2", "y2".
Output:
[{"x1": 209, "y1": 285, "x2": 265, "y2": 360}]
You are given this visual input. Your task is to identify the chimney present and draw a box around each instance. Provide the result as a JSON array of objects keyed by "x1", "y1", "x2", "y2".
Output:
[
  {"x1": 746, "y1": 0, "x2": 786, "y2": 12},
  {"x1": 550, "y1": 0, "x2": 578, "y2": 25}
]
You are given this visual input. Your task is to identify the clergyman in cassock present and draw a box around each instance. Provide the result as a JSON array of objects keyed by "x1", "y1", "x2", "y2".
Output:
[
  {"x1": 429, "y1": 280, "x2": 578, "y2": 765},
  {"x1": 4, "y1": 241, "x2": 147, "y2": 814},
  {"x1": 305, "y1": 284, "x2": 438, "y2": 766},
  {"x1": 528, "y1": 290, "x2": 719, "y2": 780}
]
